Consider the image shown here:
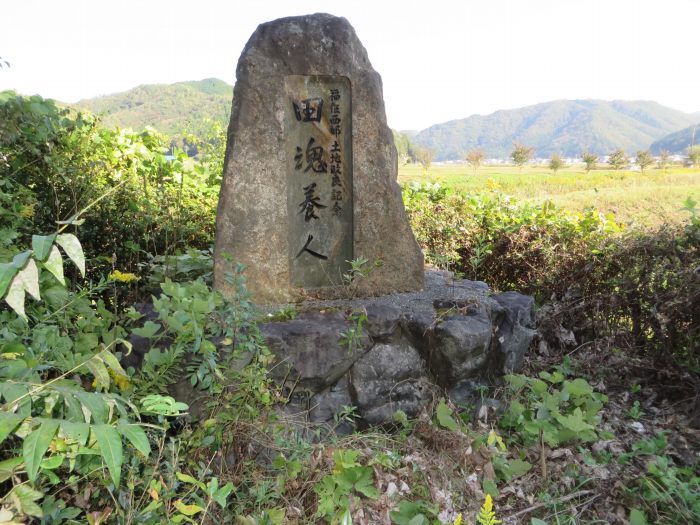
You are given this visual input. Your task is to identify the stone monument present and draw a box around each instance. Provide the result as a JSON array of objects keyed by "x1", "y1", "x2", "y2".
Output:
[{"x1": 214, "y1": 13, "x2": 424, "y2": 303}]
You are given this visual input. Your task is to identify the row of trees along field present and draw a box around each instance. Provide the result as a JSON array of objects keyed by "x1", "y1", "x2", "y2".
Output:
[{"x1": 400, "y1": 137, "x2": 700, "y2": 175}]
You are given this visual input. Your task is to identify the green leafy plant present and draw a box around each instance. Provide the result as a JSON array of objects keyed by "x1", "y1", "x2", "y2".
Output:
[
  {"x1": 314, "y1": 449, "x2": 379, "y2": 523},
  {"x1": 338, "y1": 309, "x2": 368, "y2": 354},
  {"x1": 500, "y1": 370, "x2": 607, "y2": 447},
  {"x1": 435, "y1": 398, "x2": 459, "y2": 431},
  {"x1": 628, "y1": 400, "x2": 644, "y2": 420},
  {"x1": 342, "y1": 256, "x2": 382, "y2": 285},
  {"x1": 390, "y1": 499, "x2": 438, "y2": 525},
  {"x1": 627, "y1": 454, "x2": 700, "y2": 524}
]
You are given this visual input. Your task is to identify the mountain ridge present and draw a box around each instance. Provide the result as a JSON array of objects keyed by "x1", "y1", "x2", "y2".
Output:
[
  {"x1": 71, "y1": 79, "x2": 696, "y2": 159},
  {"x1": 411, "y1": 99, "x2": 696, "y2": 159},
  {"x1": 650, "y1": 123, "x2": 700, "y2": 154}
]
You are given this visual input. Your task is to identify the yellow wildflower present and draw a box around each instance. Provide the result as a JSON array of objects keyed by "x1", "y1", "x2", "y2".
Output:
[
  {"x1": 476, "y1": 494, "x2": 501, "y2": 525},
  {"x1": 20, "y1": 203, "x2": 35, "y2": 218},
  {"x1": 108, "y1": 269, "x2": 140, "y2": 283},
  {"x1": 485, "y1": 179, "x2": 501, "y2": 192}
]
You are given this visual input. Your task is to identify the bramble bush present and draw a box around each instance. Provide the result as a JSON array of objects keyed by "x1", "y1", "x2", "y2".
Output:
[
  {"x1": 0, "y1": 92, "x2": 317, "y2": 524},
  {"x1": 404, "y1": 183, "x2": 699, "y2": 369},
  {"x1": 0, "y1": 228, "x2": 272, "y2": 522},
  {"x1": 0, "y1": 91, "x2": 218, "y2": 277}
]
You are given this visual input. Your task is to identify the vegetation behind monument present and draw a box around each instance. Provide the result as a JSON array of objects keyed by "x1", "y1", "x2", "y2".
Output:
[{"x1": 1, "y1": 89, "x2": 698, "y2": 524}]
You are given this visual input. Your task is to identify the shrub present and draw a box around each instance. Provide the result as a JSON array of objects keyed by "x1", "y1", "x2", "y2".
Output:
[
  {"x1": 404, "y1": 183, "x2": 699, "y2": 368},
  {"x1": 0, "y1": 91, "x2": 218, "y2": 275}
]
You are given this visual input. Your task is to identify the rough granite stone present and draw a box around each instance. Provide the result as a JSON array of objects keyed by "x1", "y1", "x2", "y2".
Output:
[
  {"x1": 351, "y1": 342, "x2": 432, "y2": 425},
  {"x1": 214, "y1": 13, "x2": 423, "y2": 303},
  {"x1": 260, "y1": 310, "x2": 371, "y2": 390},
  {"x1": 250, "y1": 270, "x2": 536, "y2": 427},
  {"x1": 430, "y1": 309, "x2": 493, "y2": 387},
  {"x1": 492, "y1": 291, "x2": 537, "y2": 373}
]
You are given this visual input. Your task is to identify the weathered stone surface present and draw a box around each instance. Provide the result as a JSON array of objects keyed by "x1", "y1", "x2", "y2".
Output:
[
  {"x1": 214, "y1": 13, "x2": 424, "y2": 303},
  {"x1": 127, "y1": 270, "x2": 535, "y2": 429},
  {"x1": 430, "y1": 308, "x2": 493, "y2": 387},
  {"x1": 254, "y1": 270, "x2": 536, "y2": 427},
  {"x1": 492, "y1": 291, "x2": 537, "y2": 373},
  {"x1": 260, "y1": 310, "x2": 371, "y2": 390},
  {"x1": 309, "y1": 377, "x2": 353, "y2": 424},
  {"x1": 364, "y1": 303, "x2": 403, "y2": 340},
  {"x1": 351, "y1": 342, "x2": 432, "y2": 425}
]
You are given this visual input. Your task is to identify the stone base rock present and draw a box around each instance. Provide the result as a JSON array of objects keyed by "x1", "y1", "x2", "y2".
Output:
[{"x1": 259, "y1": 269, "x2": 536, "y2": 428}]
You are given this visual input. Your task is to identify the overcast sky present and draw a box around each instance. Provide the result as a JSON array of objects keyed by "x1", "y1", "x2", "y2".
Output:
[{"x1": 1, "y1": 0, "x2": 698, "y2": 130}]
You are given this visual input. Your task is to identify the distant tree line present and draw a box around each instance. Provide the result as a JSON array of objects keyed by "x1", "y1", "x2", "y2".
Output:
[{"x1": 393, "y1": 131, "x2": 700, "y2": 174}]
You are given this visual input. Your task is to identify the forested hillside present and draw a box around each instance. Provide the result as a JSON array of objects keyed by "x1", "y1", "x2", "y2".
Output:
[
  {"x1": 74, "y1": 78, "x2": 232, "y2": 137},
  {"x1": 650, "y1": 122, "x2": 700, "y2": 153},
  {"x1": 411, "y1": 99, "x2": 697, "y2": 160}
]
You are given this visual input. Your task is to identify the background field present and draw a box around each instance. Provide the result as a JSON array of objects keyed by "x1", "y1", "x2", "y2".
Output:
[{"x1": 399, "y1": 163, "x2": 700, "y2": 227}]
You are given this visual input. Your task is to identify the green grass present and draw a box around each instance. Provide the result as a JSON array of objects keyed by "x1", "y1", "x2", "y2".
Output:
[{"x1": 399, "y1": 164, "x2": 700, "y2": 227}]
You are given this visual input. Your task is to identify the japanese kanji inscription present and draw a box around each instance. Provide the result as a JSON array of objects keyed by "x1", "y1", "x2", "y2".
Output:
[
  {"x1": 214, "y1": 14, "x2": 424, "y2": 303},
  {"x1": 285, "y1": 75, "x2": 353, "y2": 288}
]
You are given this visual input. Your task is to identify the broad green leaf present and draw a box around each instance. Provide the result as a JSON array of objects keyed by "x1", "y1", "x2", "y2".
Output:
[
  {"x1": 0, "y1": 262, "x2": 19, "y2": 298},
  {"x1": 132, "y1": 321, "x2": 161, "y2": 338},
  {"x1": 531, "y1": 379, "x2": 548, "y2": 394},
  {"x1": 556, "y1": 408, "x2": 594, "y2": 434},
  {"x1": 174, "y1": 500, "x2": 204, "y2": 516},
  {"x1": 74, "y1": 392, "x2": 109, "y2": 423},
  {"x1": 505, "y1": 373, "x2": 527, "y2": 390},
  {"x1": 16, "y1": 259, "x2": 40, "y2": 300},
  {"x1": 85, "y1": 357, "x2": 110, "y2": 391},
  {"x1": 9, "y1": 484, "x2": 44, "y2": 517},
  {"x1": 23, "y1": 419, "x2": 59, "y2": 482},
  {"x1": 354, "y1": 466, "x2": 379, "y2": 499},
  {"x1": 60, "y1": 421, "x2": 90, "y2": 446},
  {"x1": 117, "y1": 423, "x2": 150, "y2": 456},
  {"x1": 5, "y1": 272, "x2": 27, "y2": 320},
  {"x1": 93, "y1": 424, "x2": 123, "y2": 487},
  {"x1": 212, "y1": 482, "x2": 234, "y2": 507},
  {"x1": 74, "y1": 332, "x2": 99, "y2": 353},
  {"x1": 43, "y1": 245, "x2": 65, "y2": 285},
  {"x1": 176, "y1": 471, "x2": 206, "y2": 491},
  {"x1": 43, "y1": 284, "x2": 69, "y2": 306},
  {"x1": 1, "y1": 383, "x2": 31, "y2": 417},
  {"x1": 531, "y1": 519, "x2": 549, "y2": 525},
  {"x1": 482, "y1": 478, "x2": 498, "y2": 498},
  {"x1": 56, "y1": 233, "x2": 85, "y2": 277},
  {"x1": 507, "y1": 458, "x2": 532, "y2": 478},
  {"x1": 31, "y1": 234, "x2": 56, "y2": 261},
  {"x1": 40, "y1": 454, "x2": 64, "y2": 469},
  {"x1": 564, "y1": 378, "x2": 594, "y2": 397},
  {"x1": 100, "y1": 349, "x2": 128, "y2": 377},
  {"x1": 0, "y1": 456, "x2": 23, "y2": 483},
  {"x1": 0, "y1": 413, "x2": 25, "y2": 445},
  {"x1": 436, "y1": 398, "x2": 457, "y2": 431},
  {"x1": 11, "y1": 250, "x2": 31, "y2": 269},
  {"x1": 629, "y1": 508, "x2": 647, "y2": 525}
]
